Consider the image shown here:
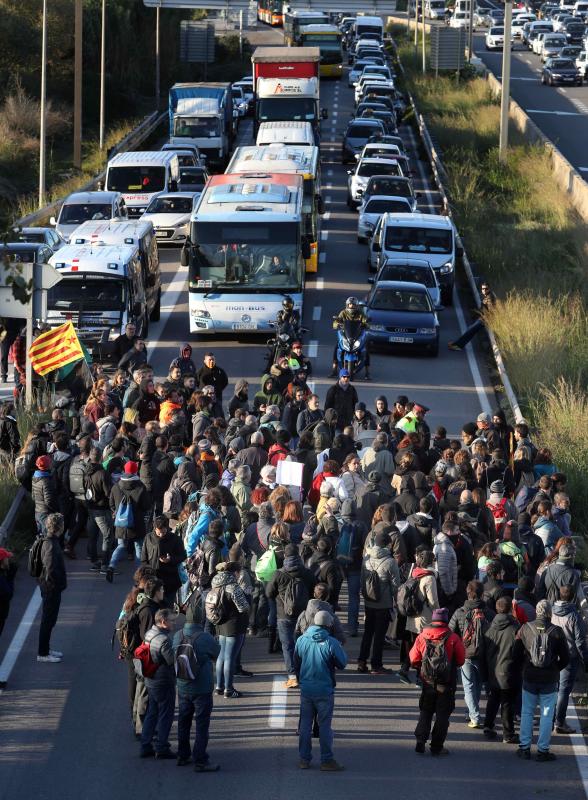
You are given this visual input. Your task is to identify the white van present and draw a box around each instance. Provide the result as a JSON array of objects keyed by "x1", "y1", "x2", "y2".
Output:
[
  {"x1": 425, "y1": 0, "x2": 448, "y2": 18},
  {"x1": 47, "y1": 242, "x2": 158, "y2": 355},
  {"x1": 256, "y1": 121, "x2": 316, "y2": 147},
  {"x1": 50, "y1": 190, "x2": 127, "y2": 243},
  {"x1": 105, "y1": 150, "x2": 180, "y2": 218}
]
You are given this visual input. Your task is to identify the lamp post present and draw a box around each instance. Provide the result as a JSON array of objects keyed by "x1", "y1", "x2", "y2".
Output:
[
  {"x1": 499, "y1": 1, "x2": 513, "y2": 162},
  {"x1": 39, "y1": 0, "x2": 48, "y2": 207},
  {"x1": 73, "y1": 0, "x2": 82, "y2": 168},
  {"x1": 155, "y1": 4, "x2": 161, "y2": 109},
  {"x1": 99, "y1": 0, "x2": 106, "y2": 150}
]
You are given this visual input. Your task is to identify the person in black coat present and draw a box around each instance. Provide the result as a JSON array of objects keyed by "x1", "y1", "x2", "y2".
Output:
[
  {"x1": 197, "y1": 353, "x2": 229, "y2": 402},
  {"x1": 37, "y1": 513, "x2": 67, "y2": 662},
  {"x1": 0, "y1": 401, "x2": 20, "y2": 457},
  {"x1": 324, "y1": 371, "x2": 358, "y2": 430},
  {"x1": 307, "y1": 538, "x2": 343, "y2": 608},
  {"x1": 151, "y1": 436, "x2": 177, "y2": 516},
  {"x1": 355, "y1": 471, "x2": 393, "y2": 529},
  {"x1": 106, "y1": 461, "x2": 152, "y2": 582},
  {"x1": 141, "y1": 515, "x2": 187, "y2": 605}
]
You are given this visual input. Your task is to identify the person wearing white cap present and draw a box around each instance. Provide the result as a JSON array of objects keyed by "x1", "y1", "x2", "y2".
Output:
[{"x1": 294, "y1": 610, "x2": 347, "y2": 771}]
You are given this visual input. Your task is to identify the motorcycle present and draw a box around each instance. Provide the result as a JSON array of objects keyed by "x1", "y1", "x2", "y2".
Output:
[
  {"x1": 264, "y1": 318, "x2": 308, "y2": 373},
  {"x1": 334, "y1": 317, "x2": 369, "y2": 379}
]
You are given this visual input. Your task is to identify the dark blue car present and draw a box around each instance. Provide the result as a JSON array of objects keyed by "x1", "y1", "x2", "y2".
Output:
[{"x1": 365, "y1": 280, "x2": 440, "y2": 356}]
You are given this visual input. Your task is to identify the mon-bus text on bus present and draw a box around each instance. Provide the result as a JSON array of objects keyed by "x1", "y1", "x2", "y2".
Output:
[
  {"x1": 226, "y1": 144, "x2": 323, "y2": 273},
  {"x1": 300, "y1": 24, "x2": 344, "y2": 79},
  {"x1": 180, "y1": 173, "x2": 307, "y2": 334}
]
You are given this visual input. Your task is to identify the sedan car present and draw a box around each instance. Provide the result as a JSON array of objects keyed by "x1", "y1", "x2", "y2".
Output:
[
  {"x1": 541, "y1": 56, "x2": 583, "y2": 83},
  {"x1": 15, "y1": 226, "x2": 64, "y2": 251},
  {"x1": 512, "y1": 14, "x2": 537, "y2": 37},
  {"x1": 342, "y1": 119, "x2": 386, "y2": 163},
  {"x1": 363, "y1": 175, "x2": 418, "y2": 210},
  {"x1": 540, "y1": 33, "x2": 568, "y2": 61},
  {"x1": 449, "y1": 11, "x2": 470, "y2": 27},
  {"x1": 357, "y1": 142, "x2": 406, "y2": 161},
  {"x1": 357, "y1": 195, "x2": 414, "y2": 243},
  {"x1": 486, "y1": 26, "x2": 512, "y2": 50},
  {"x1": 141, "y1": 192, "x2": 197, "y2": 244},
  {"x1": 348, "y1": 58, "x2": 384, "y2": 87},
  {"x1": 178, "y1": 165, "x2": 209, "y2": 193},
  {"x1": 347, "y1": 158, "x2": 408, "y2": 206},
  {"x1": 361, "y1": 109, "x2": 397, "y2": 135},
  {"x1": 365, "y1": 280, "x2": 440, "y2": 356},
  {"x1": 368, "y1": 257, "x2": 442, "y2": 308},
  {"x1": 560, "y1": 45, "x2": 583, "y2": 59}
]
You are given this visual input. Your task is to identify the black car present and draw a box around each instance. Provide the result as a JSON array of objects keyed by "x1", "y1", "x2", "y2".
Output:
[
  {"x1": 541, "y1": 56, "x2": 583, "y2": 85},
  {"x1": 564, "y1": 21, "x2": 586, "y2": 44},
  {"x1": 0, "y1": 241, "x2": 54, "y2": 265}
]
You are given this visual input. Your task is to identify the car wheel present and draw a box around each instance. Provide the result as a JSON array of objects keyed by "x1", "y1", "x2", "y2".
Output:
[
  {"x1": 541, "y1": 74, "x2": 546, "y2": 84},
  {"x1": 357, "y1": 235, "x2": 367, "y2": 244},
  {"x1": 347, "y1": 194, "x2": 353, "y2": 208},
  {"x1": 428, "y1": 340, "x2": 439, "y2": 358},
  {"x1": 549, "y1": 76, "x2": 554, "y2": 86},
  {"x1": 150, "y1": 288, "x2": 161, "y2": 322},
  {"x1": 441, "y1": 287, "x2": 454, "y2": 306}
]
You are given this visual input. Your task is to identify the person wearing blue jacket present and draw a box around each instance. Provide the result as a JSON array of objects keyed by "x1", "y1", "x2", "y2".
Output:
[
  {"x1": 186, "y1": 489, "x2": 223, "y2": 557},
  {"x1": 294, "y1": 610, "x2": 347, "y2": 771}
]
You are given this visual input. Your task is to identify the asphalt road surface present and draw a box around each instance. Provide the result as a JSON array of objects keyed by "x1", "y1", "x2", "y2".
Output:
[{"x1": 0, "y1": 23, "x2": 587, "y2": 800}]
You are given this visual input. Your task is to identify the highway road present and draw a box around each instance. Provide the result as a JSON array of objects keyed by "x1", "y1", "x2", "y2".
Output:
[
  {"x1": 473, "y1": 28, "x2": 588, "y2": 177},
  {"x1": 0, "y1": 21, "x2": 586, "y2": 800}
]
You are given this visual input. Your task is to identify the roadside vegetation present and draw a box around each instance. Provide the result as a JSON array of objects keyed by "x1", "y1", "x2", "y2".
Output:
[{"x1": 391, "y1": 25, "x2": 588, "y2": 532}]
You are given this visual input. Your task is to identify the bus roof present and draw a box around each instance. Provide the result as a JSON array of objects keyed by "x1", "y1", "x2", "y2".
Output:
[
  {"x1": 227, "y1": 145, "x2": 319, "y2": 178},
  {"x1": 107, "y1": 151, "x2": 178, "y2": 168},
  {"x1": 49, "y1": 243, "x2": 139, "y2": 276},
  {"x1": 69, "y1": 220, "x2": 155, "y2": 246},
  {"x1": 192, "y1": 173, "x2": 303, "y2": 223}
]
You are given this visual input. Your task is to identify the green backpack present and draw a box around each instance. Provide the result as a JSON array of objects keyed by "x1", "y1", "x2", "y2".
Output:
[{"x1": 255, "y1": 546, "x2": 278, "y2": 582}]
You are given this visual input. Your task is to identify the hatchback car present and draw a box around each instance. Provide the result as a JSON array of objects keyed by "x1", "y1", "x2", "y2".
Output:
[
  {"x1": 365, "y1": 280, "x2": 440, "y2": 356},
  {"x1": 369, "y1": 257, "x2": 442, "y2": 308},
  {"x1": 348, "y1": 58, "x2": 385, "y2": 87},
  {"x1": 141, "y1": 192, "x2": 197, "y2": 244},
  {"x1": 347, "y1": 158, "x2": 408, "y2": 206},
  {"x1": 362, "y1": 175, "x2": 418, "y2": 210},
  {"x1": 178, "y1": 165, "x2": 209, "y2": 193},
  {"x1": 486, "y1": 26, "x2": 512, "y2": 50},
  {"x1": 15, "y1": 226, "x2": 64, "y2": 251},
  {"x1": 541, "y1": 56, "x2": 583, "y2": 83},
  {"x1": 342, "y1": 119, "x2": 386, "y2": 163},
  {"x1": 357, "y1": 195, "x2": 414, "y2": 243}
]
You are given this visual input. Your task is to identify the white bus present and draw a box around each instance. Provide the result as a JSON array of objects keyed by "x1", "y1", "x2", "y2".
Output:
[
  {"x1": 180, "y1": 172, "x2": 308, "y2": 333},
  {"x1": 105, "y1": 151, "x2": 180, "y2": 218}
]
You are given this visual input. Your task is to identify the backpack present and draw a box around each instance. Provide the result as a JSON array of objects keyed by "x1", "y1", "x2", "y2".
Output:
[
  {"x1": 487, "y1": 498, "x2": 509, "y2": 536},
  {"x1": 116, "y1": 608, "x2": 142, "y2": 659},
  {"x1": 205, "y1": 584, "x2": 229, "y2": 625},
  {"x1": 115, "y1": 495, "x2": 135, "y2": 528},
  {"x1": 420, "y1": 631, "x2": 452, "y2": 686},
  {"x1": 461, "y1": 607, "x2": 487, "y2": 659},
  {"x1": 397, "y1": 574, "x2": 426, "y2": 618},
  {"x1": 255, "y1": 547, "x2": 278, "y2": 582},
  {"x1": 336, "y1": 521, "x2": 356, "y2": 564},
  {"x1": 69, "y1": 456, "x2": 89, "y2": 497},
  {"x1": 15, "y1": 452, "x2": 34, "y2": 485},
  {"x1": 529, "y1": 623, "x2": 555, "y2": 669},
  {"x1": 362, "y1": 559, "x2": 382, "y2": 602},
  {"x1": 163, "y1": 483, "x2": 184, "y2": 517},
  {"x1": 174, "y1": 632, "x2": 203, "y2": 680},
  {"x1": 499, "y1": 541, "x2": 524, "y2": 583},
  {"x1": 133, "y1": 639, "x2": 160, "y2": 678},
  {"x1": 187, "y1": 544, "x2": 211, "y2": 590},
  {"x1": 28, "y1": 537, "x2": 45, "y2": 578},
  {"x1": 281, "y1": 574, "x2": 309, "y2": 617}
]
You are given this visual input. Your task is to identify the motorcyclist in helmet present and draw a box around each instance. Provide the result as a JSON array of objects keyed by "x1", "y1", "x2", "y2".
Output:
[
  {"x1": 276, "y1": 296, "x2": 301, "y2": 337},
  {"x1": 330, "y1": 296, "x2": 371, "y2": 379}
]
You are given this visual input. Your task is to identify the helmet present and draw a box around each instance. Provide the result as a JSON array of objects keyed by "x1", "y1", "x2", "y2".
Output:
[
  {"x1": 346, "y1": 296, "x2": 359, "y2": 310},
  {"x1": 282, "y1": 296, "x2": 294, "y2": 311}
]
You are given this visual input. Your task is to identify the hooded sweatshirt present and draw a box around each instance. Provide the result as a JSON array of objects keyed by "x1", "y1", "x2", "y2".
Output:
[
  {"x1": 294, "y1": 624, "x2": 347, "y2": 697},
  {"x1": 295, "y1": 598, "x2": 346, "y2": 643},
  {"x1": 132, "y1": 379, "x2": 161, "y2": 424},
  {"x1": 170, "y1": 344, "x2": 197, "y2": 377},
  {"x1": 109, "y1": 474, "x2": 150, "y2": 539},
  {"x1": 361, "y1": 436, "x2": 395, "y2": 478},
  {"x1": 228, "y1": 379, "x2": 250, "y2": 418},
  {"x1": 484, "y1": 612, "x2": 520, "y2": 690},
  {"x1": 374, "y1": 396, "x2": 392, "y2": 426},
  {"x1": 253, "y1": 375, "x2": 283, "y2": 412},
  {"x1": 266, "y1": 556, "x2": 316, "y2": 621},
  {"x1": 433, "y1": 532, "x2": 457, "y2": 596},
  {"x1": 551, "y1": 600, "x2": 588, "y2": 662}
]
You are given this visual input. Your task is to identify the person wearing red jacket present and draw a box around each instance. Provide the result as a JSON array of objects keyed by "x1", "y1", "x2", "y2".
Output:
[{"x1": 409, "y1": 607, "x2": 466, "y2": 755}]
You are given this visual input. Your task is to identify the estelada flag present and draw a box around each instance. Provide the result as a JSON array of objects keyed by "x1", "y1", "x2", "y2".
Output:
[{"x1": 28, "y1": 321, "x2": 84, "y2": 377}]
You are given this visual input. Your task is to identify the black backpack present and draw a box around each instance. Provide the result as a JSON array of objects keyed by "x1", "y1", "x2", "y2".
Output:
[
  {"x1": 15, "y1": 452, "x2": 34, "y2": 485},
  {"x1": 362, "y1": 559, "x2": 382, "y2": 602},
  {"x1": 115, "y1": 607, "x2": 143, "y2": 659},
  {"x1": 397, "y1": 574, "x2": 426, "y2": 618},
  {"x1": 281, "y1": 574, "x2": 309, "y2": 617},
  {"x1": 174, "y1": 632, "x2": 203, "y2": 680},
  {"x1": 28, "y1": 537, "x2": 45, "y2": 578},
  {"x1": 421, "y1": 631, "x2": 452, "y2": 686},
  {"x1": 205, "y1": 584, "x2": 230, "y2": 625},
  {"x1": 529, "y1": 622, "x2": 556, "y2": 669}
]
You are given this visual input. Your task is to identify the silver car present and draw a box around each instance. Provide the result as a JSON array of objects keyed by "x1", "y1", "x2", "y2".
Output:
[
  {"x1": 357, "y1": 195, "x2": 414, "y2": 243},
  {"x1": 369, "y1": 257, "x2": 442, "y2": 308}
]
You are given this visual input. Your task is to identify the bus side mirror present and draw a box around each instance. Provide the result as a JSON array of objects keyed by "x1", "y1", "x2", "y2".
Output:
[
  {"x1": 180, "y1": 245, "x2": 190, "y2": 267},
  {"x1": 302, "y1": 239, "x2": 311, "y2": 260},
  {"x1": 317, "y1": 196, "x2": 326, "y2": 215},
  {"x1": 50, "y1": 216, "x2": 57, "y2": 226}
]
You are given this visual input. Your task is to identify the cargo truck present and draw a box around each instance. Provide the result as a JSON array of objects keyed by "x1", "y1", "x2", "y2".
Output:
[{"x1": 168, "y1": 82, "x2": 234, "y2": 169}]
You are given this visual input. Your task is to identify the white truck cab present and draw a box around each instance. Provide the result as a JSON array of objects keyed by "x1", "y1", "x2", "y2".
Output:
[{"x1": 105, "y1": 150, "x2": 180, "y2": 218}]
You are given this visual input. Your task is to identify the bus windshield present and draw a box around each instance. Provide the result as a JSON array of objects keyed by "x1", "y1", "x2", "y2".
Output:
[
  {"x1": 48, "y1": 276, "x2": 126, "y2": 310},
  {"x1": 174, "y1": 117, "x2": 221, "y2": 138},
  {"x1": 107, "y1": 166, "x2": 166, "y2": 193},
  {"x1": 257, "y1": 98, "x2": 317, "y2": 122},
  {"x1": 190, "y1": 221, "x2": 303, "y2": 292}
]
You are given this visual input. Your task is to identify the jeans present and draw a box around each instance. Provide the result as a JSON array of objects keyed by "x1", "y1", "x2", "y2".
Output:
[
  {"x1": 35, "y1": 513, "x2": 49, "y2": 537},
  {"x1": 38, "y1": 588, "x2": 62, "y2": 656},
  {"x1": 277, "y1": 618, "x2": 296, "y2": 675},
  {"x1": 177, "y1": 693, "x2": 214, "y2": 765},
  {"x1": 87, "y1": 509, "x2": 113, "y2": 562},
  {"x1": 299, "y1": 694, "x2": 335, "y2": 764},
  {"x1": 461, "y1": 658, "x2": 483, "y2": 724},
  {"x1": 358, "y1": 607, "x2": 390, "y2": 669},
  {"x1": 140, "y1": 682, "x2": 176, "y2": 755},
  {"x1": 346, "y1": 571, "x2": 361, "y2": 629},
  {"x1": 109, "y1": 537, "x2": 143, "y2": 569},
  {"x1": 520, "y1": 686, "x2": 558, "y2": 752},
  {"x1": 556, "y1": 657, "x2": 580, "y2": 726},
  {"x1": 415, "y1": 685, "x2": 456, "y2": 752},
  {"x1": 484, "y1": 686, "x2": 516, "y2": 738},
  {"x1": 452, "y1": 318, "x2": 485, "y2": 349},
  {"x1": 215, "y1": 634, "x2": 244, "y2": 691}
]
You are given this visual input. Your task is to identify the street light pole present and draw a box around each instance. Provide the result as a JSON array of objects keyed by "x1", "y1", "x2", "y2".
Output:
[
  {"x1": 39, "y1": 0, "x2": 48, "y2": 207},
  {"x1": 499, "y1": 1, "x2": 513, "y2": 162},
  {"x1": 99, "y1": 0, "x2": 106, "y2": 150},
  {"x1": 155, "y1": 4, "x2": 161, "y2": 110},
  {"x1": 73, "y1": 0, "x2": 83, "y2": 169},
  {"x1": 421, "y1": 0, "x2": 426, "y2": 73},
  {"x1": 468, "y1": 0, "x2": 474, "y2": 61}
]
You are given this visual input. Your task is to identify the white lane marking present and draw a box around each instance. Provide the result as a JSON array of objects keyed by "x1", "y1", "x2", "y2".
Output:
[
  {"x1": 312, "y1": 306, "x2": 322, "y2": 321},
  {"x1": 321, "y1": 230, "x2": 329, "y2": 241},
  {"x1": 268, "y1": 675, "x2": 288, "y2": 729},
  {"x1": 308, "y1": 340, "x2": 319, "y2": 358},
  {"x1": 319, "y1": 252, "x2": 327, "y2": 264},
  {"x1": 526, "y1": 109, "x2": 582, "y2": 116},
  {"x1": 0, "y1": 588, "x2": 42, "y2": 688},
  {"x1": 323, "y1": 212, "x2": 331, "y2": 220},
  {"x1": 316, "y1": 277, "x2": 325, "y2": 289},
  {"x1": 325, "y1": 196, "x2": 332, "y2": 203},
  {"x1": 327, "y1": 169, "x2": 334, "y2": 176},
  {"x1": 147, "y1": 261, "x2": 187, "y2": 357},
  {"x1": 566, "y1": 700, "x2": 588, "y2": 798},
  {"x1": 326, "y1": 182, "x2": 333, "y2": 189},
  {"x1": 579, "y1": 167, "x2": 588, "y2": 172},
  {"x1": 510, "y1": 76, "x2": 542, "y2": 81}
]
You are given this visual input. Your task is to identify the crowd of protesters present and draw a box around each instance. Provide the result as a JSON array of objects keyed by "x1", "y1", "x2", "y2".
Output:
[{"x1": 0, "y1": 335, "x2": 584, "y2": 769}]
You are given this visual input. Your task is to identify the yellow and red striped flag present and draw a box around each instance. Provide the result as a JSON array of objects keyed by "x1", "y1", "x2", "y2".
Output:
[{"x1": 28, "y1": 321, "x2": 84, "y2": 376}]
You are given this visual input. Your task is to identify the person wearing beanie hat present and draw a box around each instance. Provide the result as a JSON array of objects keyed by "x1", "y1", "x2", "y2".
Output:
[
  {"x1": 357, "y1": 526, "x2": 400, "y2": 675},
  {"x1": 293, "y1": 599, "x2": 347, "y2": 771},
  {"x1": 514, "y1": 596, "x2": 570, "y2": 760},
  {"x1": 124, "y1": 460, "x2": 138, "y2": 475},
  {"x1": 409, "y1": 606, "x2": 465, "y2": 755},
  {"x1": 31, "y1": 452, "x2": 58, "y2": 536},
  {"x1": 106, "y1": 453, "x2": 151, "y2": 583}
]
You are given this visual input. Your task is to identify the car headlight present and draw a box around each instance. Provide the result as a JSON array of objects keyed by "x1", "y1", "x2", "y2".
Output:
[
  {"x1": 369, "y1": 324, "x2": 385, "y2": 331},
  {"x1": 353, "y1": 339, "x2": 362, "y2": 348},
  {"x1": 192, "y1": 308, "x2": 211, "y2": 318},
  {"x1": 417, "y1": 328, "x2": 436, "y2": 335},
  {"x1": 439, "y1": 261, "x2": 454, "y2": 274}
]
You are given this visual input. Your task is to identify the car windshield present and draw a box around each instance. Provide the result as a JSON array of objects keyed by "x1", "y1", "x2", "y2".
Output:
[
  {"x1": 18, "y1": 232, "x2": 46, "y2": 243},
  {"x1": 258, "y1": 97, "x2": 317, "y2": 122},
  {"x1": 379, "y1": 264, "x2": 435, "y2": 287},
  {"x1": 107, "y1": 166, "x2": 166, "y2": 193},
  {"x1": 385, "y1": 226, "x2": 452, "y2": 253},
  {"x1": 545, "y1": 37, "x2": 565, "y2": 44},
  {"x1": 59, "y1": 204, "x2": 112, "y2": 224},
  {"x1": 146, "y1": 197, "x2": 193, "y2": 214},
  {"x1": 367, "y1": 177, "x2": 411, "y2": 197},
  {"x1": 364, "y1": 199, "x2": 410, "y2": 213},
  {"x1": 180, "y1": 170, "x2": 206, "y2": 187},
  {"x1": 47, "y1": 276, "x2": 125, "y2": 310},
  {"x1": 174, "y1": 117, "x2": 221, "y2": 137},
  {"x1": 490, "y1": 27, "x2": 505, "y2": 34},
  {"x1": 370, "y1": 288, "x2": 432, "y2": 312},
  {"x1": 1, "y1": 248, "x2": 37, "y2": 262},
  {"x1": 348, "y1": 124, "x2": 381, "y2": 138},
  {"x1": 190, "y1": 221, "x2": 303, "y2": 292},
  {"x1": 550, "y1": 58, "x2": 575, "y2": 67},
  {"x1": 358, "y1": 161, "x2": 400, "y2": 177}
]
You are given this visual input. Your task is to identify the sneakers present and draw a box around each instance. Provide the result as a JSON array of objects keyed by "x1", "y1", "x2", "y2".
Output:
[
  {"x1": 503, "y1": 735, "x2": 520, "y2": 744},
  {"x1": 467, "y1": 720, "x2": 483, "y2": 729},
  {"x1": 415, "y1": 742, "x2": 426, "y2": 754},
  {"x1": 224, "y1": 688, "x2": 243, "y2": 698},
  {"x1": 140, "y1": 749, "x2": 155, "y2": 758},
  {"x1": 555, "y1": 723, "x2": 576, "y2": 734},
  {"x1": 430, "y1": 747, "x2": 450, "y2": 756},
  {"x1": 49, "y1": 649, "x2": 63, "y2": 658},
  {"x1": 536, "y1": 750, "x2": 556, "y2": 762},
  {"x1": 214, "y1": 688, "x2": 224, "y2": 696},
  {"x1": 516, "y1": 747, "x2": 531, "y2": 760},
  {"x1": 37, "y1": 654, "x2": 62, "y2": 663},
  {"x1": 299, "y1": 759, "x2": 311, "y2": 770},
  {"x1": 397, "y1": 670, "x2": 412, "y2": 685},
  {"x1": 320, "y1": 760, "x2": 344, "y2": 771},
  {"x1": 284, "y1": 677, "x2": 299, "y2": 689},
  {"x1": 194, "y1": 762, "x2": 220, "y2": 772},
  {"x1": 357, "y1": 661, "x2": 369, "y2": 674},
  {"x1": 448, "y1": 342, "x2": 462, "y2": 351},
  {"x1": 89, "y1": 562, "x2": 102, "y2": 572}
]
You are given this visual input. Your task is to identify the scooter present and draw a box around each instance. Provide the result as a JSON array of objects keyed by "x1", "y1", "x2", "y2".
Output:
[
  {"x1": 334, "y1": 318, "x2": 369, "y2": 379},
  {"x1": 264, "y1": 319, "x2": 308, "y2": 373}
]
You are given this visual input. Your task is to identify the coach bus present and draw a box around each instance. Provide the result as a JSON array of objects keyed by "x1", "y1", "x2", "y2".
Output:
[
  {"x1": 181, "y1": 173, "x2": 307, "y2": 333},
  {"x1": 257, "y1": 0, "x2": 283, "y2": 26},
  {"x1": 300, "y1": 24, "x2": 344, "y2": 79},
  {"x1": 226, "y1": 144, "x2": 323, "y2": 273},
  {"x1": 283, "y1": 9, "x2": 329, "y2": 46}
]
